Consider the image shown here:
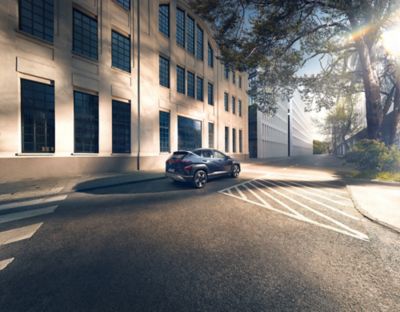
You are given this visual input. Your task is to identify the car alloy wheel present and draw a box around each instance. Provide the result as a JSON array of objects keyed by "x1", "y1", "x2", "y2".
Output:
[
  {"x1": 193, "y1": 170, "x2": 207, "y2": 188},
  {"x1": 231, "y1": 164, "x2": 240, "y2": 178}
]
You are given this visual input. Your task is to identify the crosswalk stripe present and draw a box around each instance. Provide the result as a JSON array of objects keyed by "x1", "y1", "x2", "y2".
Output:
[
  {"x1": 0, "y1": 195, "x2": 67, "y2": 212},
  {"x1": 270, "y1": 180, "x2": 359, "y2": 220},
  {"x1": 242, "y1": 183, "x2": 272, "y2": 208},
  {"x1": 0, "y1": 223, "x2": 43, "y2": 246},
  {"x1": 0, "y1": 206, "x2": 57, "y2": 225},
  {"x1": 0, "y1": 258, "x2": 14, "y2": 271}
]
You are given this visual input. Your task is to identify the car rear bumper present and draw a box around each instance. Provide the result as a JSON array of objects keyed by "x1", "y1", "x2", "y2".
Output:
[{"x1": 165, "y1": 171, "x2": 192, "y2": 182}]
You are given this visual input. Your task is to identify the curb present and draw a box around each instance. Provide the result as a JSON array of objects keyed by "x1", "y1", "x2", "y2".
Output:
[
  {"x1": 346, "y1": 185, "x2": 400, "y2": 234},
  {"x1": 74, "y1": 176, "x2": 167, "y2": 192},
  {"x1": 344, "y1": 177, "x2": 400, "y2": 187}
]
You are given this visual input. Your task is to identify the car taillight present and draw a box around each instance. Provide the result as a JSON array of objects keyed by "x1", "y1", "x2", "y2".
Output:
[{"x1": 184, "y1": 165, "x2": 192, "y2": 171}]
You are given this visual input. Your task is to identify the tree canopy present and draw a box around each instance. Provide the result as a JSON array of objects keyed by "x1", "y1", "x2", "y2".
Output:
[{"x1": 190, "y1": 0, "x2": 400, "y2": 144}]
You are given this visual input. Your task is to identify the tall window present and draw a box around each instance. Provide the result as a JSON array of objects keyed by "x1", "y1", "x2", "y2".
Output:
[
  {"x1": 196, "y1": 24, "x2": 203, "y2": 60},
  {"x1": 232, "y1": 128, "x2": 237, "y2": 153},
  {"x1": 224, "y1": 65, "x2": 229, "y2": 79},
  {"x1": 238, "y1": 99, "x2": 242, "y2": 117},
  {"x1": 159, "y1": 111, "x2": 170, "y2": 152},
  {"x1": 176, "y1": 8, "x2": 185, "y2": 47},
  {"x1": 159, "y1": 4, "x2": 169, "y2": 37},
  {"x1": 224, "y1": 92, "x2": 229, "y2": 112},
  {"x1": 112, "y1": 30, "x2": 131, "y2": 72},
  {"x1": 232, "y1": 96, "x2": 236, "y2": 114},
  {"x1": 208, "y1": 43, "x2": 214, "y2": 68},
  {"x1": 177, "y1": 65, "x2": 185, "y2": 94},
  {"x1": 239, "y1": 129, "x2": 243, "y2": 153},
  {"x1": 21, "y1": 79, "x2": 55, "y2": 153},
  {"x1": 19, "y1": 0, "x2": 54, "y2": 42},
  {"x1": 112, "y1": 100, "x2": 131, "y2": 153},
  {"x1": 196, "y1": 77, "x2": 203, "y2": 101},
  {"x1": 74, "y1": 91, "x2": 98, "y2": 153},
  {"x1": 73, "y1": 9, "x2": 98, "y2": 60},
  {"x1": 208, "y1": 122, "x2": 214, "y2": 148},
  {"x1": 225, "y1": 126, "x2": 229, "y2": 153},
  {"x1": 178, "y1": 116, "x2": 202, "y2": 150},
  {"x1": 116, "y1": 0, "x2": 130, "y2": 10},
  {"x1": 187, "y1": 71, "x2": 195, "y2": 98},
  {"x1": 232, "y1": 71, "x2": 236, "y2": 84},
  {"x1": 208, "y1": 82, "x2": 214, "y2": 105},
  {"x1": 239, "y1": 76, "x2": 242, "y2": 88},
  {"x1": 187, "y1": 15, "x2": 195, "y2": 55},
  {"x1": 159, "y1": 55, "x2": 170, "y2": 88}
]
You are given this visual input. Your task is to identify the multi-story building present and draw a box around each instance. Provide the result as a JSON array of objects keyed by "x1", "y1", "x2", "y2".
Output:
[{"x1": 0, "y1": 0, "x2": 248, "y2": 181}]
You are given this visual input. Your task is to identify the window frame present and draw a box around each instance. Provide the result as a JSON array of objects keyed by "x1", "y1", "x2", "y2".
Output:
[
  {"x1": 115, "y1": 0, "x2": 130, "y2": 10},
  {"x1": 207, "y1": 82, "x2": 214, "y2": 106},
  {"x1": 196, "y1": 24, "x2": 204, "y2": 60},
  {"x1": 224, "y1": 92, "x2": 229, "y2": 112},
  {"x1": 111, "y1": 30, "x2": 131, "y2": 72},
  {"x1": 186, "y1": 15, "x2": 195, "y2": 55},
  {"x1": 187, "y1": 71, "x2": 195, "y2": 98},
  {"x1": 196, "y1": 76, "x2": 204, "y2": 101},
  {"x1": 176, "y1": 65, "x2": 186, "y2": 94},
  {"x1": 176, "y1": 7, "x2": 185, "y2": 47},
  {"x1": 208, "y1": 122, "x2": 214, "y2": 149},
  {"x1": 225, "y1": 126, "x2": 229, "y2": 153},
  {"x1": 159, "y1": 111, "x2": 170, "y2": 153},
  {"x1": 112, "y1": 99, "x2": 131, "y2": 154},
  {"x1": 159, "y1": 55, "x2": 170, "y2": 88},
  {"x1": 72, "y1": 8, "x2": 98, "y2": 60},
  {"x1": 207, "y1": 42, "x2": 214, "y2": 68},
  {"x1": 159, "y1": 4, "x2": 170, "y2": 37}
]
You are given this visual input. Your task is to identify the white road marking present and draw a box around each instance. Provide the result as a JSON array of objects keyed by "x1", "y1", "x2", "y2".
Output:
[
  {"x1": 0, "y1": 258, "x2": 14, "y2": 271},
  {"x1": 268, "y1": 180, "x2": 359, "y2": 220},
  {"x1": 0, "y1": 223, "x2": 43, "y2": 246},
  {"x1": 258, "y1": 179, "x2": 368, "y2": 240},
  {"x1": 242, "y1": 184, "x2": 272, "y2": 208},
  {"x1": 0, "y1": 206, "x2": 58, "y2": 225},
  {"x1": 0, "y1": 195, "x2": 67, "y2": 212}
]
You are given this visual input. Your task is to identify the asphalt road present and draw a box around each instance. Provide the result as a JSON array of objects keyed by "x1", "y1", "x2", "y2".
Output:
[{"x1": 0, "y1": 156, "x2": 399, "y2": 311}]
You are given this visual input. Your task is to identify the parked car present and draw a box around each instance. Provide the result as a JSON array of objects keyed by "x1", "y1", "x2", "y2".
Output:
[{"x1": 165, "y1": 148, "x2": 241, "y2": 188}]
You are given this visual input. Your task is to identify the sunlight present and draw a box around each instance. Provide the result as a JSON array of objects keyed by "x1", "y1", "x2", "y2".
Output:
[{"x1": 382, "y1": 25, "x2": 400, "y2": 57}]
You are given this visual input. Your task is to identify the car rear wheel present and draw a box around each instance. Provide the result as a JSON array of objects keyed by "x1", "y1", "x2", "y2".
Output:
[
  {"x1": 193, "y1": 170, "x2": 207, "y2": 188},
  {"x1": 231, "y1": 164, "x2": 240, "y2": 178}
]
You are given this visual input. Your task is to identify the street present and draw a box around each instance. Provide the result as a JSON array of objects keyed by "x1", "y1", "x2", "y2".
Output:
[{"x1": 0, "y1": 156, "x2": 399, "y2": 311}]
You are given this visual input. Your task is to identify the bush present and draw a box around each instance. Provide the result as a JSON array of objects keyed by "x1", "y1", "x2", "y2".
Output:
[{"x1": 346, "y1": 139, "x2": 400, "y2": 172}]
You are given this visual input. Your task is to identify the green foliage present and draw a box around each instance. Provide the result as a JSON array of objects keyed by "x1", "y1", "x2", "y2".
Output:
[
  {"x1": 345, "y1": 139, "x2": 400, "y2": 172},
  {"x1": 313, "y1": 140, "x2": 329, "y2": 154}
]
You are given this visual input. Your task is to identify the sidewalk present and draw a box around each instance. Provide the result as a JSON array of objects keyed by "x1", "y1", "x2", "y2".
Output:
[
  {"x1": 347, "y1": 181, "x2": 400, "y2": 233},
  {"x1": 0, "y1": 170, "x2": 166, "y2": 202}
]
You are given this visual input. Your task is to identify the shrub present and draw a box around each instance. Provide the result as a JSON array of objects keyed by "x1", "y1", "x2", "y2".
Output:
[{"x1": 346, "y1": 139, "x2": 400, "y2": 172}]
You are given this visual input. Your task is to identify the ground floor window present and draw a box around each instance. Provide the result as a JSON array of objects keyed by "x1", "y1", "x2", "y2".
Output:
[
  {"x1": 112, "y1": 100, "x2": 131, "y2": 153},
  {"x1": 208, "y1": 122, "x2": 214, "y2": 148},
  {"x1": 232, "y1": 128, "x2": 237, "y2": 153},
  {"x1": 21, "y1": 79, "x2": 55, "y2": 153},
  {"x1": 74, "y1": 91, "x2": 99, "y2": 153},
  {"x1": 225, "y1": 126, "x2": 229, "y2": 153},
  {"x1": 239, "y1": 129, "x2": 243, "y2": 153},
  {"x1": 178, "y1": 116, "x2": 202, "y2": 150},
  {"x1": 159, "y1": 111, "x2": 170, "y2": 152}
]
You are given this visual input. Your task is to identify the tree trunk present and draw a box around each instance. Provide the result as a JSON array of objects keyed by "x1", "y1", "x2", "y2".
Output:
[{"x1": 388, "y1": 85, "x2": 400, "y2": 145}]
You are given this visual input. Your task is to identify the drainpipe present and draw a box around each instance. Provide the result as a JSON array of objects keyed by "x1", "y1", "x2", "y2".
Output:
[{"x1": 136, "y1": 0, "x2": 141, "y2": 170}]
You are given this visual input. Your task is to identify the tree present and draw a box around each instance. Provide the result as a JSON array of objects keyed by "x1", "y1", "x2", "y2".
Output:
[
  {"x1": 317, "y1": 95, "x2": 364, "y2": 153},
  {"x1": 190, "y1": 0, "x2": 400, "y2": 144},
  {"x1": 313, "y1": 140, "x2": 330, "y2": 154}
]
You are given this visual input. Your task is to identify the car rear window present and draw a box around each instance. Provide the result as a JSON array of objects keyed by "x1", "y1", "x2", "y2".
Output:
[{"x1": 172, "y1": 151, "x2": 190, "y2": 159}]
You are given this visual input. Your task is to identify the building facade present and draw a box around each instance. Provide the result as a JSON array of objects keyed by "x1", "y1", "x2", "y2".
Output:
[{"x1": 0, "y1": 0, "x2": 248, "y2": 181}]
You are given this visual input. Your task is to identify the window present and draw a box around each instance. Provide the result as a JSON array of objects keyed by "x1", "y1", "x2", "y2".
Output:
[
  {"x1": 214, "y1": 150, "x2": 225, "y2": 159},
  {"x1": 112, "y1": 100, "x2": 131, "y2": 153},
  {"x1": 239, "y1": 129, "x2": 243, "y2": 153},
  {"x1": 232, "y1": 96, "x2": 236, "y2": 114},
  {"x1": 159, "y1": 55, "x2": 170, "y2": 88},
  {"x1": 178, "y1": 116, "x2": 202, "y2": 150},
  {"x1": 159, "y1": 4, "x2": 169, "y2": 37},
  {"x1": 224, "y1": 65, "x2": 229, "y2": 79},
  {"x1": 176, "y1": 8, "x2": 185, "y2": 47},
  {"x1": 112, "y1": 30, "x2": 131, "y2": 72},
  {"x1": 208, "y1": 122, "x2": 214, "y2": 148},
  {"x1": 239, "y1": 76, "x2": 242, "y2": 88},
  {"x1": 159, "y1": 111, "x2": 170, "y2": 152},
  {"x1": 196, "y1": 77, "x2": 203, "y2": 101},
  {"x1": 116, "y1": 0, "x2": 130, "y2": 10},
  {"x1": 196, "y1": 24, "x2": 203, "y2": 60},
  {"x1": 208, "y1": 43, "x2": 214, "y2": 68},
  {"x1": 177, "y1": 65, "x2": 185, "y2": 94},
  {"x1": 232, "y1": 71, "x2": 236, "y2": 84},
  {"x1": 74, "y1": 91, "x2": 98, "y2": 153},
  {"x1": 225, "y1": 126, "x2": 229, "y2": 153},
  {"x1": 224, "y1": 92, "x2": 229, "y2": 112},
  {"x1": 21, "y1": 79, "x2": 54, "y2": 153},
  {"x1": 73, "y1": 9, "x2": 98, "y2": 60},
  {"x1": 208, "y1": 82, "x2": 214, "y2": 105},
  {"x1": 232, "y1": 128, "x2": 237, "y2": 153},
  {"x1": 238, "y1": 99, "x2": 242, "y2": 117},
  {"x1": 187, "y1": 15, "x2": 195, "y2": 55},
  {"x1": 187, "y1": 71, "x2": 195, "y2": 98},
  {"x1": 19, "y1": 0, "x2": 54, "y2": 42}
]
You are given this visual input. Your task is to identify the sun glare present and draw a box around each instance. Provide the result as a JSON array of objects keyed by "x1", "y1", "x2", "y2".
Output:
[{"x1": 382, "y1": 25, "x2": 400, "y2": 57}]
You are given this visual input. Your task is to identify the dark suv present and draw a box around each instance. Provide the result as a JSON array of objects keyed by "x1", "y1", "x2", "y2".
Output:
[{"x1": 165, "y1": 148, "x2": 241, "y2": 188}]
